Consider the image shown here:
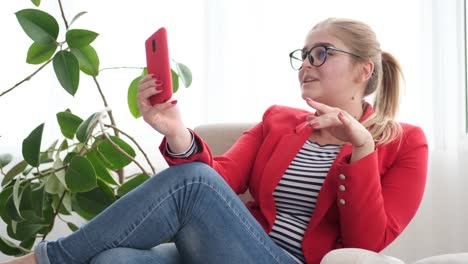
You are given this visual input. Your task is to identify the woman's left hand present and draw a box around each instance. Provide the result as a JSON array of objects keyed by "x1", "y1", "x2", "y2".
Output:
[{"x1": 305, "y1": 98, "x2": 373, "y2": 149}]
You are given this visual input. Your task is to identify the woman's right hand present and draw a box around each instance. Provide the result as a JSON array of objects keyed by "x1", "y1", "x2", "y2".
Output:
[{"x1": 137, "y1": 75, "x2": 184, "y2": 137}]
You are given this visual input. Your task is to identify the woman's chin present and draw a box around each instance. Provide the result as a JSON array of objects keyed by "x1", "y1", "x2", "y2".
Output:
[{"x1": 301, "y1": 92, "x2": 319, "y2": 101}]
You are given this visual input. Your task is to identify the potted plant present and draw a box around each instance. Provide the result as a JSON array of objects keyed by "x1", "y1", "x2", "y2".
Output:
[{"x1": 0, "y1": 0, "x2": 192, "y2": 256}]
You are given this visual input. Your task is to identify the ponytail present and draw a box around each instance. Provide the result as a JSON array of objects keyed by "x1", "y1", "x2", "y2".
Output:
[{"x1": 362, "y1": 51, "x2": 403, "y2": 145}]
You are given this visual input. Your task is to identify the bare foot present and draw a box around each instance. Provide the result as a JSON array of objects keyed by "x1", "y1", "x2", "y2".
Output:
[{"x1": 0, "y1": 253, "x2": 37, "y2": 264}]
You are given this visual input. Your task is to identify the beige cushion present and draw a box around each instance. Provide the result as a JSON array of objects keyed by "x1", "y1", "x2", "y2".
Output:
[{"x1": 193, "y1": 123, "x2": 255, "y2": 156}]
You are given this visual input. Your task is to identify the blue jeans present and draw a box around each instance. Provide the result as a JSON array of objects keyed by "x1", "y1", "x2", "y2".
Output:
[{"x1": 34, "y1": 162, "x2": 297, "y2": 264}]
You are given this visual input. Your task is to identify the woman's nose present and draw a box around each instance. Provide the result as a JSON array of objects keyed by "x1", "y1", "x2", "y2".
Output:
[{"x1": 302, "y1": 56, "x2": 313, "y2": 68}]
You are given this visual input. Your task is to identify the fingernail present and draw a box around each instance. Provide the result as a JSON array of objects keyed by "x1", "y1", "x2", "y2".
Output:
[
  {"x1": 171, "y1": 100, "x2": 178, "y2": 105},
  {"x1": 339, "y1": 112, "x2": 344, "y2": 118},
  {"x1": 156, "y1": 87, "x2": 163, "y2": 91}
]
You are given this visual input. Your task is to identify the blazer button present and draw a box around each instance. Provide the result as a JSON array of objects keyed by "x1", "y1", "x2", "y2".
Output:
[
  {"x1": 339, "y1": 185, "x2": 346, "y2": 191},
  {"x1": 339, "y1": 199, "x2": 346, "y2": 205},
  {"x1": 339, "y1": 174, "x2": 346, "y2": 180}
]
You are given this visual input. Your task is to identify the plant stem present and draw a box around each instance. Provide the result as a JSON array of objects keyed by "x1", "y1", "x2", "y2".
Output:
[
  {"x1": 98, "y1": 120, "x2": 150, "y2": 177},
  {"x1": 57, "y1": 0, "x2": 69, "y2": 30},
  {"x1": 0, "y1": 59, "x2": 52, "y2": 98},
  {"x1": 105, "y1": 124, "x2": 156, "y2": 175},
  {"x1": 92, "y1": 76, "x2": 119, "y2": 137},
  {"x1": 92, "y1": 76, "x2": 124, "y2": 182},
  {"x1": 42, "y1": 191, "x2": 67, "y2": 241},
  {"x1": 26, "y1": 165, "x2": 68, "y2": 183}
]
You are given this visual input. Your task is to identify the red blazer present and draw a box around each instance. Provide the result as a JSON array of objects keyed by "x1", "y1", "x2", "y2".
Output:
[{"x1": 160, "y1": 105, "x2": 428, "y2": 264}]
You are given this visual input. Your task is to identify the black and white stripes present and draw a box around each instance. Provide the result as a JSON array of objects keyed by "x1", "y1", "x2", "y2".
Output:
[{"x1": 269, "y1": 140, "x2": 341, "y2": 263}]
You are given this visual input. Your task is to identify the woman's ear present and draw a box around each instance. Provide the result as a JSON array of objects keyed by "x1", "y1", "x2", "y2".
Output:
[
  {"x1": 354, "y1": 61, "x2": 374, "y2": 83},
  {"x1": 360, "y1": 61, "x2": 374, "y2": 82}
]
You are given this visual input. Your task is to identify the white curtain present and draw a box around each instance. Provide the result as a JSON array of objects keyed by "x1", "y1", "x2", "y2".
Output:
[{"x1": 1, "y1": 0, "x2": 467, "y2": 262}]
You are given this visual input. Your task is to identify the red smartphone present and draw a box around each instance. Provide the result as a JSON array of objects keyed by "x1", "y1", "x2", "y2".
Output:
[{"x1": 145, "y1": 27, "x2": 172, "y2": 105}]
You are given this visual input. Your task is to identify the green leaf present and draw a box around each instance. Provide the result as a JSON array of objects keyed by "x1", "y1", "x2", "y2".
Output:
[
  {"x1": 53, "y1": 159, "x2": 67, "y2": 187},
  {"x1": 31, "y1": 0, "x2": 41, "y2": 7},
  {"x1": 56, "y1": 111, "x2": 83, "y2": 139},
  {"x1": 13, "y1": 179, "x2": 23, "y2": 219},
  {"x1": 22, "y1": 166, "x2": 33, "y2": 177},
  {"x1": 30, "y1": 186, "x2": 45, "y2": 217},
  {"x1": 5, "y1": 194, "x2": 22, "y2": 222},
  {"x1": 45, "y1": 175, "x2": 65, "y2": 195},
  {"x1": 53, "y1": 51, "x2": 80, "y2": 96},
  {"x1": 62, "y1": 192, "x2": 73, "y2": 214},
  {"x1": 58, "y1": 139, "x2": 69, "y2": 152},
  {"x1": 2, "y1": 160, "x2": 28, "y2": 187},
  {"x1": 67, "y1": 222, "x2": 79, "y2": 232},
  {"x1": 49, "y1": 193, "x2": 69, "y2": 215},
  {"x1": 171, "y1": 68, "x2": 179, "y2": 93},
  {"x1": 97, "y1": 179, "x2": 116, "y2": 202},
  {"x1": 63, "y1": 152, "x2": 78, "y2": 164},
  {"x1": 71, "y1": 45, "x2": 100, "y2": 76},
  {"x1": 174, "y1": 61, "x2": 192, "y2": 87},
  {"x1": 76, "y1": 112, "x2": 99, "y2": 143},
  {"x1": 0, "y1": 235, "x2": 28, "y2": 256},
  {"x1": 0, "y1": 187, "x2": 13, "y2": 218},
  {"x1": 72, "y1": 186, "x2": 114, "y2": 220},
  {"x1": 86, "y1": 150, "x2": 117, "y2": 185},
  {"x1": 15, "y1": 9, "x2": 59, "y2": 44},
  {"x1": 117, "y1": 174, "x2": 149, "y2": 197},
  {"x1": 0, "y1": 154, "x2": 13, "y2": 169},
  {"x1": 69, "y1": 11, "x2": 88, "y2": 27},
  {"x1": 39, "y1": 140, "x2": 57, "y2": 164},
  {"x1": 65, "y1": 156, "x2": 96, "y2": 193},
  {"x1": 18, "y1": 210, "x2": 43, "y2": 224},
  {"x1": 14, "y1": 222, "x2": 49, "y2": 241},
  {"x1": 19, "y1": 237, "x2": 36, "y2": 251},
  {"x1": 22, "y1": 123, "x2": 44, "y2": 167},
  {"x1": 26, "y1": 42, "x2": 57, "y2": 65},
  {"x1": 127, "y1": 75, "x2": 143, "y2": 118},
  {"x1": 97, "y1": 136, "x2": 136, "y2": 170},
  {"x1": 66, "y1": 29, "x2": 98, "y2": 49}
]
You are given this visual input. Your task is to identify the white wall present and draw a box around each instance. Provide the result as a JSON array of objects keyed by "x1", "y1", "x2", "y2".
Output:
[{"x1": 1, "y1": 0, "x2": 468, "y2": 262}]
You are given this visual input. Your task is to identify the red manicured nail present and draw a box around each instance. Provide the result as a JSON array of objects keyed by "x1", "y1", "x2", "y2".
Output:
[
  {"x1": 171, "y1": 100, "x2": 178, "y2": 105},
  {"x1": 156, "y1": 87, "x2": 163, "y2": 91}
]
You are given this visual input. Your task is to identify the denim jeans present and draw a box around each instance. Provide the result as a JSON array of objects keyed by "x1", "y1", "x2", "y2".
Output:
[{"x1": 34, "y1": 162, "x2": 297, "y2": 264}]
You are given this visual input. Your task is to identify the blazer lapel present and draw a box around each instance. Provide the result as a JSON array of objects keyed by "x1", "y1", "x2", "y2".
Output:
[{"x1": 258, "y1": 121, "x2": 311, "y2": 227}]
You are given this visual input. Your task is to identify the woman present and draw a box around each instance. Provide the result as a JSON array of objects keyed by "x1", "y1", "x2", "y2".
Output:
[{"x1": 3, "y1": 17, "x2": 427, "y2": 264}]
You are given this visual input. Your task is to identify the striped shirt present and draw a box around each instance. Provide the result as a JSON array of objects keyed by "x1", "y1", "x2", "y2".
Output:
[{"x1": 268, "y1": 140, "x2": 341, "y2": 263}]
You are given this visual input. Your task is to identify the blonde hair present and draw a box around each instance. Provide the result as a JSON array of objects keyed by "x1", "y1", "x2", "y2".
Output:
[{"x1": 313, "y1": 18, "x2": 402, "y2": 145}]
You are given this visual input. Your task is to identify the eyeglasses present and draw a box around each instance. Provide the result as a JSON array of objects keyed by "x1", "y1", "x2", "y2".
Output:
[{"x1": 289, "y1": 45, "x2": 363, "y2": 70}]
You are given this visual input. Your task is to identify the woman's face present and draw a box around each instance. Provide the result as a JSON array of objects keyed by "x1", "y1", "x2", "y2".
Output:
[{"x1": 299, "y1": 28, "x2": 362, "y2": 107}]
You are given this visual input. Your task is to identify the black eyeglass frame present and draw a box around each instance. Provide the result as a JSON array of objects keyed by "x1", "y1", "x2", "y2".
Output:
[{"x1": 289, "y1": 45, "x2": 364, "y2": 70}]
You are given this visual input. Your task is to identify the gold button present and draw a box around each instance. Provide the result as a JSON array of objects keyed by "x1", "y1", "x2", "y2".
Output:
[
  {"x1": 339, "y1": 174, "x2": 346, "y2": 180},
  {"x1": 339, "y1": 199, "x2": 346, "y2": 205},
  {"x1": 339, "y1": 185, "x2": 346, "y2": 191}
]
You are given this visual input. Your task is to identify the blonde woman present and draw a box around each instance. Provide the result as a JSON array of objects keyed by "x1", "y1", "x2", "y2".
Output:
[{"x1": 3, "y1": 18, "x2": 427, "y2": 264}]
